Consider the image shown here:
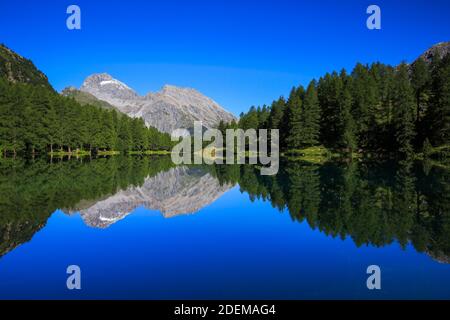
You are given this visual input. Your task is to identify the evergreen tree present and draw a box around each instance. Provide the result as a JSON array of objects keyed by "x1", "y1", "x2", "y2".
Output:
[
  {"x1": 411, "y1": 57, "x2": 431, "y2": 123},
  {"x1": 285, "y1": 86, "x2": 304, "y2": 150},
  {"x1": 338, "y1": 86, "x2": 357, "y2": 153},
  {"x1": 117, "y1": 117, "x2": 132, "y2": 152},
  {"x1": 427, "y1": 53, "x2": 450, "y2": 146},
  {"x1": 0, "y1": 81, "x2": 25, "y2": 155},
  {"x1": 268, "y1": 97, "x2": 286, "y2": 129},
  {"x1": 411, "y1": 58, "x2": 431, "y2": 148},
  {"x1": 239, "y1": 106, "x2": 259, "y2": 130},
  {"x1": 130, "y1": 118, "x2": 146, "y2": 151},
  {"x1": 350, "y1": 64, "x2": 378, "y2": 149},
  {"x1": 301, "y1": 80, "x2": 321, "y2": 147},
  {"x1": 99, "y1": 110, "x2": 116, "y2": 150},
  {"x1": 318, "y1": 72, "x2": 343, "y2": 148},
  {"x1": 392, "y1": 63, "x2": 416, "y2": 158}
]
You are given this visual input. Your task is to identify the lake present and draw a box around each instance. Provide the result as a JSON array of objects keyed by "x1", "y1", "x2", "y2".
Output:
[{"x1": 0, "y1": 156, "x2": 449, "y2": 299}]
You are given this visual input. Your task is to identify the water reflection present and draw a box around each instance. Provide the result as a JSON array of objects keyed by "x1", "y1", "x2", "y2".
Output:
[
  {"x1": 0, "y1": 156, "x2": 448, "y2": 263},
  {"x1": 72, "y1": 166, "x2": 233, "y2": 228},
  {"x1": 211, "y1": 160, "x2": 449, "y2": 263}
]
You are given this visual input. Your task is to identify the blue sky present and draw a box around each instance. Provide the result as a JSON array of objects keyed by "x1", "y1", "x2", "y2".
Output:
[{"x1": 0, "y1": 0, "x2": 449, "y2": 115}]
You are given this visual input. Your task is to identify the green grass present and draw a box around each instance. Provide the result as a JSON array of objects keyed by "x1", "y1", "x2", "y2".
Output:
[
  {"x1": 282, "y1": 146, "x2": 330, "y2": 163},
  {"x1": 128, "y1": 150, "x2": 172, "y2": 155},
  {"x1": 49, "y1": 150, "x2": 172, "y2": 157},
  {"x1": 97, "y1": 150, "x2": 120, "y2": 156},
  {"x1": 49, "y1": 150, "x2": 91, "y2": 156},
  {"x1": 144, "y1": 150, "x2": 172, "y2": 155}
]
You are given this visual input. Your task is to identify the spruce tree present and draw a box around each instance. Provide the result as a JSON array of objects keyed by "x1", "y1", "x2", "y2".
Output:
[
  {"x1": 285, "y1": 86, "x2": 304, "y2": 150},
  {"x1": 411, "y1": 57, "x2": 430, "y2": 123},
  {"x1": 338, "y1": 86, "x2": 357, "y2": 153},
  {"x1": 350, "y1": 64, "x2": 378, "y2": 149},
  {"x1": 301, "y1": 80, "x2": 321, "y2": 146},
  {"x1": 427, "y1": 53, "x2": 450, "y2": 146},
  {"x1": 318, "y1": 72, "x2": 343, "y2": 148},
  {"x1": 268, "y1": 97, "x2": 286, "y2": 129},
  {"x1": 117, "y1": 117, "x2": 132, "y2": 152},
  {"x1": 411, "y1": 58, "x2": 431, "y2": 148},
  {"x1": 392, "y1": 63, "x2": 416, "y2": 158}
]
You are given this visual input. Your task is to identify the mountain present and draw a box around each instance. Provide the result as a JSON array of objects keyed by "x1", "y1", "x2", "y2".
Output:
[
  {"x1": 417, "y1": 41, "x2": 450, "y2": 63},
  {"x1": 0, "y1": 44, "x2": 53, "y2": 91},
  {"x1": 79, "y1": 73, "x2": 236, "y2": 133},
  {"x1": 70, "y1": 166, "x2": 233, "y2": 228},
  {"x1": 61, "y1": 86, "x2": 120, "y2": 112}
]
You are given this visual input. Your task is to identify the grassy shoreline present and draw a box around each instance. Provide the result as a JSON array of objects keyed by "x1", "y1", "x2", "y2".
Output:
[
  {"x1": 47, "y1": 150, "x2": 171, "y2": 157},
  {"x1": 11, "y1": 144, "x2": 450, "y2": 169}
]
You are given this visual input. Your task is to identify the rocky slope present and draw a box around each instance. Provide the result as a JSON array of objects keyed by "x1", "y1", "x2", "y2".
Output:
[
  {"x1": 73, "y1": 166, "x2": 233, "y2": 228},
  {"x1": 416, "y1": 41, "x2": 450, "y2": 63},
  {"x1": 79, "y1": 73, "x2": 236, "y2": 133}
]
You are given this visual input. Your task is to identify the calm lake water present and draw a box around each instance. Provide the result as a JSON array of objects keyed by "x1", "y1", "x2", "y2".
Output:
[{"x1": 0, "y1": 156, "x2": 449, "y2": 299}]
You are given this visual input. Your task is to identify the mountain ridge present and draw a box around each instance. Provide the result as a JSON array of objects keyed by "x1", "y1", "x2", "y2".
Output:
[
  {"x1": 0, "y1": 44, "x2": 53, "y2": 91},
  {"x1": 69, "y1": 166, "x2": 234, "y2": 228},
  {"x1": 417, "y1": 41, "x2": 450, "y2": 64},
  {"x1": 78, "y1": 73, "x2": 237, "y2": 134}
]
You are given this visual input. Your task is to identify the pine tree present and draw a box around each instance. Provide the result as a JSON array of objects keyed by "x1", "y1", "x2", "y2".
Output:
[
  {"x1": 99, "y1": 110, "x2": 116, "y2": 150},
  {"x1": 239, "y1": 106, "x2": 259, "y2": 130},
  {"x1": 350, "y1": 64, "x2": 378, "y2": 149},
  {"x1": 411, "y1": 57, "x2": 431, "y2": 148},
  {"x1": 285, "y1": 86, "x2": 304, "y2": 150},
  {"x1": 268, "y1": 97, "x2": 286, "y2": 129},
  {"x1": 258, "y1": 104, "x2": 270, "y2": 129},
  {"x1": 411, "y1": 57, "x2": 430, "y2": 123},
  {"x1": 337, "y1": 86, "x2": 357, "y2": 153},
  {"x1": 318, "y1": 72, "x2": 343, "y2": 148},
  {"x1": 117, "y1": 117, "x2": 132, "y2": 152},
  {"x1": 130, "y1": 118, "x2": 146, "y2": 151},
  {"x1": 427, "y1": 53, "x2": 450, "y2": 146},
  {"x1": 392, "y1": 63, "x2": 416, "y2": 158},
  {"x1": 89, "y1": 107, "x2": 103, "y2": 152},
  {"x1": 0, "y1": 81, "x2": 25, "y2": 155},
  {"x1": 301, "y1": 80, "x2": 321, "y2": 147}
]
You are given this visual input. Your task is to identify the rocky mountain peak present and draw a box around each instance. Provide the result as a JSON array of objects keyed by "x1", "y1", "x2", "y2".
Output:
[
  {"x1": 81, "y1": 73, "x2": 139, "y2": 100},
  {"x1": 78, "y1": 73, "x2": 236, "y2": 133}
]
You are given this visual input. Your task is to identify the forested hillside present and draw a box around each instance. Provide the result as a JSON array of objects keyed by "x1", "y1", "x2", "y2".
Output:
[
  {"x1": 234, "y1": 45, "x2": 450, "y2": 160},
  {"x1": 0, "y1": 44, "x2": 53, "y2": 91},
  {"x1": 61, "y1": 86, "x2": 119, "y2": 112},
  {"x1": 0, "y1": 45, "x2": 174, "y2": 156}
]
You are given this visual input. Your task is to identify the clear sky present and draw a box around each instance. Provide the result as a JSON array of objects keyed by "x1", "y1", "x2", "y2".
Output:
[{"x1": 0, "y1": 0, "x2": 449, "y2": 115}]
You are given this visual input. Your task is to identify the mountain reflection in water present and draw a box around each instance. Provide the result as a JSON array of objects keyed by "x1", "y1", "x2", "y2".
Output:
[{"x1": 0, "y1": 156, "x2": 448, "y2": 264}]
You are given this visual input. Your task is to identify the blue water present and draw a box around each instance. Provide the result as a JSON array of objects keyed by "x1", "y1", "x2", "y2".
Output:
[{"x1": 1, "y1": 185, "x2": 449, "y2": 300}]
